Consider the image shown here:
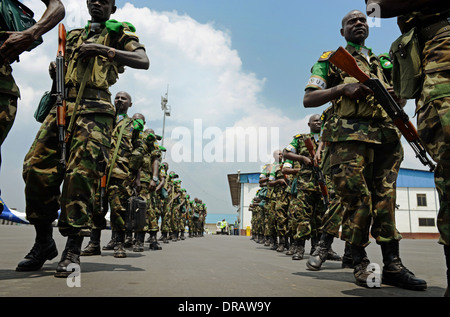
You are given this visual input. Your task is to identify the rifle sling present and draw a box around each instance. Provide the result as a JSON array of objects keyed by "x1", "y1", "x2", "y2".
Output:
[{"x1": 106, "y1": 120, "x2": 128, "y2": 188}]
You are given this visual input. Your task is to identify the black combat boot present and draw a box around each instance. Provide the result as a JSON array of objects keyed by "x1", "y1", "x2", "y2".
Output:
[
  {"x1": 162, "y1": 232, "x2": 169, "y2": 243},
  {"x1": 270, "y1": 235, "x2": 278, "y2": 250},
  {"x1": 381, "y1": 240, "x2": 427, "y2": 291},
  {"x1": 114, "y1": 231, "x2": 127, "y2": 258},
  {"x1": 16, "y1": 224, "x2": 58, "y2": 272},
  {"x1": 351, "y1": 245, "x2": 376, "y2": 288},
  {"x1": 292, "y1": 239, "x2": 305, "y2": 260},
  {"x1": 149, "y1": 231, "x2": 162, "y2": 250},
  {"x1": 306, "y1": 232, "x2": 334, "y2": 270},
  {"x1": 276, "y1": 236, "x2": 285, "y2": 252},
  {"x1": 341, "y1": 242, "x2": 354, "y2": 268},
  {"x1": 81, "y1": 229, "x2": 101, "y2": 256},
  {"x1": 133, "y1": 231, "x2": 145, "y2": 252},
  {"x1": 286, "y1": 237, "x2": 297, "y2": 256},
  {"x1": 444, "y1": 245, "x2": 450, "y2": 297},
  {"x1": 102, "y1": 231, "x2": 116, "y2": 250},
  {"x1": 54, "y1": 235, "x2": 83, "y2": 278},
  {"x1": 124, "y1": 231, "x2": 133, "y2": 248},
  {"x1": 310, "y1": 236, "x2": 318, "y2": 255}
]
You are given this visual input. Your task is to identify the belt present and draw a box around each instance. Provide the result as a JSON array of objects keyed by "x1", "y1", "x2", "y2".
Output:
[
  {"x1": 65, "y1": 87, "x2": 111, "y2": 101},
  {"x1": 418, "y1": 16, "x2": 450, "y2": 43}
]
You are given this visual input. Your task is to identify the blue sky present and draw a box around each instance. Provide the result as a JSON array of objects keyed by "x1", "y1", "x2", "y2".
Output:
[
  {"x1": 116, "y1": 0, "x2": 402, "y2": 115},
  {"x1": 0, "y1": 0, "x2": 419, "y2": 216}
]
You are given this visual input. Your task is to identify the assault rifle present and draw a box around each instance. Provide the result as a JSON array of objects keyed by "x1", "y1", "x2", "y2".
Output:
[
  {"x1": 100, "y1": 175, "x2": 107, "y2": 214},
  {"x1": 55, "y1": 23, "x2": 66, "y2": 168},
  {"x1": 304, "y1": 138, "x2": 329, "y2": 208},
  {"x1": 328, "y1": 47, "x2": 436, "y2": 172}
]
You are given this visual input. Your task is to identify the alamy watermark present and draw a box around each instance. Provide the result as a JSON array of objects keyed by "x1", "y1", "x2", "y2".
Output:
[
  {"x1": 367, "y1": 3, "x2": 382, "y2": 28},
  {"x1": 169, "y1": 119, "x2": 280, "y2": 164}
]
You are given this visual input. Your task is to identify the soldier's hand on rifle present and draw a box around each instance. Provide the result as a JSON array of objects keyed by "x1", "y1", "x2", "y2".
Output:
[
  {"x1": 301, "y1": 155, "x2": 313, "y2": 167},
  {"x1": 149, "y1": 180, "x2": 157, "y2": 192},
  {"x1": 49, "y1": 61, "x2": 57, "y2": 81},
  {"x1": 387, "y1": 87, "x2": 406, "y2": 108},
  {"x1": 341, "y1": 83, "x2": 373, "y2": 100}
]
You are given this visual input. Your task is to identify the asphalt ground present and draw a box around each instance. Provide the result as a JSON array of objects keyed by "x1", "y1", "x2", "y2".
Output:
[{"x1": 0, "y1": 224, "x2": 447, "y2": 312}]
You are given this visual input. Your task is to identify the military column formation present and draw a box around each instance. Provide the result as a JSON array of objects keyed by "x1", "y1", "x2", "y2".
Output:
[{"x1": 250, "y1": 1, "x2": 449, "y2": 296}]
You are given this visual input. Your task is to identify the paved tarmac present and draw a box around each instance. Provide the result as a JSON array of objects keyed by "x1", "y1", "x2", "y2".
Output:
[{"x1": 0, "y1": 224, "x2": 447, "y2": 302}]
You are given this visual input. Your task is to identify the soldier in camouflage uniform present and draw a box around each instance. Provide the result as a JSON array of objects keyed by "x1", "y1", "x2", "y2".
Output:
[
  {"x1": 200, "y1": 201, "x2": 207, "y2": 237},
  {"x1": 135, "y1": 128, "x2": 161, "y2": 251},
  {"x1": 169, "y1": 179, "x2": 182, "y2": 241},
  {"x1": 265, "y1": 150, "x2": 283, "y2": 249},
  {"x1": 0, "y1": 0, "x2": 64, "y2": 214},
  {"x1": 81, "y1": 91, "x2": 134, "y2": 256},
  {"x1": 302, "y1": 10, "x2": 426, "y2": 290},
  {"x1": 105, "y1": 110, "x2": 146, "y2": 259},
  {"x1": 268, "y1": 151, "x2": 290, "y2": 252},
  {"x1": 307, "y1": 108, "x2": 350, "y2": 270},
  {"x1": 283, "y1": 115, "x2": 332, "y2": 261},
  {"x1": 17, "y1": 0, "x2": 149, "y2": 277},
  {"x1": 158, "y1": 163, "x2": 171, "y2": 242},
  {"x1": 368, "y1": 0, "x2": 450, "y2": 297},
  {"x1": 258, "y1": 163, "x2": 272, "y2": 244}
]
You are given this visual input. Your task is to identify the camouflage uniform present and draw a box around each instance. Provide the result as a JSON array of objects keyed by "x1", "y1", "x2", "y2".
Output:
[
  {"x1": 138, "y1": 132, "x2": 162, "y2": 235},
  {"x1": 308, "y1": 43, "x2": 403, "y2": 248},
  {"x1": 268, "y1": 160, "x2": 290, "y2": 250},
  {"x1": 259, "y1": 163, "x2": 272, "y2": 244},
  {"x1": 169, "y1": 180, "x2": 182, "y2": 239},
  {"x1": 284, "y1": 133, "x2": 326, "y2": 248},
  {"x1": 22, "y1": 21, "x2": 144, "y2": 236},
  {"x1": 106, "y1": 116, "x2": 144, "y2": 234},
  {"x1": 403, "y1": 11, "x2": 450, "y2": 247}
]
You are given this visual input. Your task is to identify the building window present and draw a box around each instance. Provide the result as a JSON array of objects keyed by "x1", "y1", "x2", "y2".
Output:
[
  {"x1": 417, "y1": 194, "x2": 427, "y2": 207},
  {"x1": 418, "y1": 218, "x2": 435, "y2": 227}
]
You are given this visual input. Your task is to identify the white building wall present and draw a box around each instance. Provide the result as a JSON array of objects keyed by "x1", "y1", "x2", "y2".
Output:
[
  {"x1": 394, "y1": 187, "x2": 439, "y2": 234},
  {"x1": 240, "y1": 183, "x2": 259, "y2": 230}
]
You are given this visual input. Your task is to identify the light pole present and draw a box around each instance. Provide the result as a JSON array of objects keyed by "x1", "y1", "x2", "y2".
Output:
[{"x1": 161, "y1": 85, "x2": 171, "y2": 149}]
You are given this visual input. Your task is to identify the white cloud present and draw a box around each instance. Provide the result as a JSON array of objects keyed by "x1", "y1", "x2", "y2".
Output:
[{"x1": 0, "y1": 1, "x2": 279, "y2": 214}]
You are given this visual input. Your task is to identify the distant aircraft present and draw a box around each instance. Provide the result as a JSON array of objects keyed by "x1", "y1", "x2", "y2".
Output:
[
  {"x1": 0, "y1": 197, "x2": 111, "y2": 227},
  {"x1": 0, "y1": 197, "x2": 29, "y2": 224}
]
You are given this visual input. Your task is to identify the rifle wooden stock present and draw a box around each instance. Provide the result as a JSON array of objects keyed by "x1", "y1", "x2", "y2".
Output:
[
  {"x1": 328, "y1": 46, "x2": 436, "y2": 172},
  {"x1": 304, "y1": 138, "x2": 329, "y2": 207},
  {"x1": 55, "y1": 23, "x2": 66, "y2": 168}
]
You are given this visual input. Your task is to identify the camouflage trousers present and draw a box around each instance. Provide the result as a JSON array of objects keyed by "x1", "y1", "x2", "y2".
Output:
[
  {"x1": 139, "y1": 184, "x2": 159, "y2": 232},
  {"x1": 105, "y1": 177, "x2": 133, "y2": 233},
  {"x1": 417, "y1": 97, "x2": 450, "y2": 246},
  {"x1": 160, "y1": 199, "x2": 171, "y2": 233},
  {"x1": 320, "y1": 174, "x2": 343, "y2": 237},
  {"x1": 291, "y1": 189, "x2": 327, "y2": 241},
  {"x1": 265, "y1": 198, "x2": 277, "y2": 237},
  {"x1": 274, "y1": 191, "x2": 290, "y2": 236},
  {"x1": 170, "y1": 206, "x2": 181, "y2": 232},
  {"x1": 23, "y1": 112, "x2": 113, "y2": 236},
  {"x1": 0, "y1": 93, "x2": 17, "y2": 169},
  {"x1": 330, "y1": 140, "x2": 403, "y2": 247}
]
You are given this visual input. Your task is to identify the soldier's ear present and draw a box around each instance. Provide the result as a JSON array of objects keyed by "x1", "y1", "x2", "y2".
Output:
[{"x1": 111, "y1": 5, "x2": 117, "y2": 14}]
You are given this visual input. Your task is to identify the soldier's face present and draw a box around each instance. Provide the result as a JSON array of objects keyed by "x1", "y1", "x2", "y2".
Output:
[
  {"x1": 87, "y1": 0, "x2": 116, "y2": 22},
  {"x1": 341, "y1": 12, "x2": 369, "y2": 45},
  {"x1": 308, "y1": 116, "x2": 322, "y2": 134},
  {"x1": 114, "y1": 92, "x2": 131, "y2": 113}
]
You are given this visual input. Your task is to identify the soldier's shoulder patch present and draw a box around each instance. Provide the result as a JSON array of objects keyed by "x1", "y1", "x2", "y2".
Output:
[
  {"x1": 124, "y1": 30, "x2": 138, "y2": 38},
  {"x1": 294, "y1": 134, "x2": 302, "y2": 139},
  {"x1": 318, "y1": 51, "x2": 334, "y2": 62}
]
